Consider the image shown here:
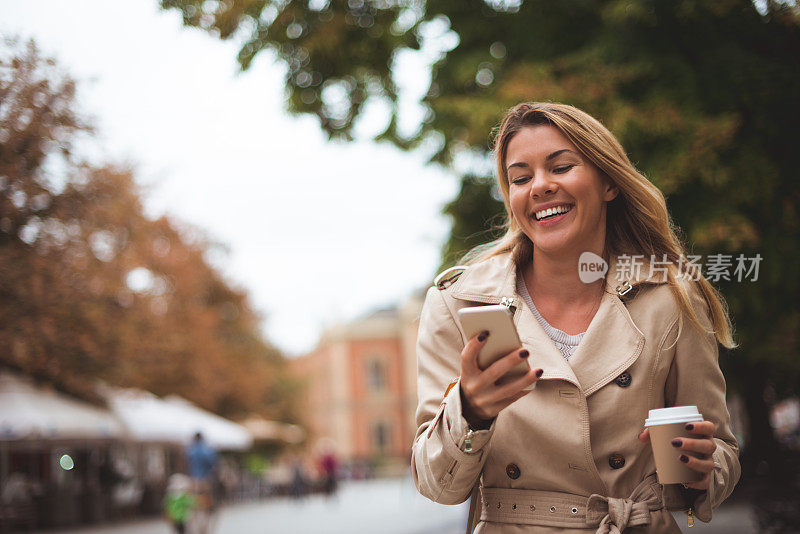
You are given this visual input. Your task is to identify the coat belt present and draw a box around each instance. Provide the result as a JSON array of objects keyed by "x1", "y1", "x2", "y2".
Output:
[{"x1": 479, "y1": 473, "x2": 663, "y2": 533}]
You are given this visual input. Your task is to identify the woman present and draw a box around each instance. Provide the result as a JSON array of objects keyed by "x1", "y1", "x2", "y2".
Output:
[{"x1": 411, "y1": 102, "x2": 740, "y2": 533}]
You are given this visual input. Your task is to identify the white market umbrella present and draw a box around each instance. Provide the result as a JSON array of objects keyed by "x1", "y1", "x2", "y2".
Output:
[
  {"x1": 103, "y1": 387, "x2": 252, "y2": 451},
  {"x1": 238, "y1": 416, "x2": 305, "y2": 444},
  {"x1": 0, "y1": 372, "x2": 125, "y2": 441}
]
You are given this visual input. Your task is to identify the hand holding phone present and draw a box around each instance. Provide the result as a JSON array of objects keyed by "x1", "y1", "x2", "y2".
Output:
[
  {"x1": 455, "y1": 305, "x2": 542, "y2": 423},
  {"x1": 457, "y1": 305, "x2": 528, "y2": 381}
]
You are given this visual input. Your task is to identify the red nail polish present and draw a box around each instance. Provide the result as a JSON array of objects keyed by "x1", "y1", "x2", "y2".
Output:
[
  {"x1": 671, "y1": 439, "x2": 682, "y2": 448},
  {"x1": 685, "y1": 423, "x2": 694, "y2": 431},
  {"x1": 535, "y1": 368, "x2": 543, "y2": 378},
  {"x1": 519, "y1": 350, "x2": 529, "y2": 359},
  {"x1": 680, "y1": 455, "x2": 689, "y2": 463},
  {"x1": 478, "y1": 331, "x2": 488, "y2": 342}
]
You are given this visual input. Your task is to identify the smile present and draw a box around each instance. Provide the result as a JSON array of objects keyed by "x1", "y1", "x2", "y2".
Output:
[{"x1": 534, "y1": 204, "x2": 574, "y2": 221}]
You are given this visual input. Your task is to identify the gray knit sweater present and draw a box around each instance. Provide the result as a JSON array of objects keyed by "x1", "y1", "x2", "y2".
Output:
[{"x1": 516, "y1": 275, "x2": 585, "y2": 361}]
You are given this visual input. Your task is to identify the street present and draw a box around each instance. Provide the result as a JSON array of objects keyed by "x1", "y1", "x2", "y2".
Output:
[{"x1": 43, "y1": 477, "x2": 758, "y2": 534}]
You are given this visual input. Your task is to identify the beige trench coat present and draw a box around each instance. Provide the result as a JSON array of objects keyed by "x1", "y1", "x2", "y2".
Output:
[{"x1": 411, "y1": 252, "x2": 740, "y2": 533}]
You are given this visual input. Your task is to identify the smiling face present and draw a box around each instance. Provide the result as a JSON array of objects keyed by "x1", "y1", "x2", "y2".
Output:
[{"x1": 505, "y1": 125, "x2": 618, "y2": 257}]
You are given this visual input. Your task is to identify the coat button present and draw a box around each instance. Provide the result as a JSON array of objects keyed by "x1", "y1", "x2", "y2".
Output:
[
  {"x1": 614, "y1": 372, "x2": 632, "y2": 387},
  {"x1": 506, "y1": 463, "x2": 521, "y2": 479},
  {"x1": 608, "y1": 453, "x2": 626, "y2": 470}
]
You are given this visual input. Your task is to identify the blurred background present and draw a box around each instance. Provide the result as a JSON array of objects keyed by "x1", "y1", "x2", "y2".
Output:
[{"x1": 0, "y1": 0, "x2": 798, "y2": 533}]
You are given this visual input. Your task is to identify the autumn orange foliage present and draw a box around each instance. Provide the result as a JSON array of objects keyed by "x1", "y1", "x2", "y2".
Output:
[{"x1": 0, "y1": 38, "x2": 299, "y2": 422}]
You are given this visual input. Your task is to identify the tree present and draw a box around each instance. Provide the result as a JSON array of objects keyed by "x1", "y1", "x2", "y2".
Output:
[
  {"x1": 439, "y1": 173, "x2": 504, "y2": 270},
  {"x1": 0, "y1": 38, "x2": 300, "y2": 421},
  {"x1": 160, "y1": 0, "x2": 800, "y2": 475}
]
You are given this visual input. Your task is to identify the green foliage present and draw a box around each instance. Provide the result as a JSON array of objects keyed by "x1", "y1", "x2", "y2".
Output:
[
  {"x1": 161, "y1": 0, "x2": 420, "y2": 142},
  {"x1": 245, "y1": 453, "x2": 269, "y2": 475},
  {"x1": 439, "y1": 174, "x2": 505, "y2": 270},
  {"x1": 160, "y1": 0, "x2": 800, "y2": 383}
]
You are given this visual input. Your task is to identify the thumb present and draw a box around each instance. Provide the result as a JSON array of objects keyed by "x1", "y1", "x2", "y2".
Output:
[{"x1": 637, "y1": 428, "x2": 650, "y2": 443}]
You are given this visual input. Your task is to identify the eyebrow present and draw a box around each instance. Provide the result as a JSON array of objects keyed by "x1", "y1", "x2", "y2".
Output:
[{"x1": 506, "y1": 149, "x2": 579, "y2": 172}]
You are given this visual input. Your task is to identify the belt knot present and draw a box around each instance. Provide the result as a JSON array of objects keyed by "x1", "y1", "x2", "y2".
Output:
[{"x1": 586, "y1": 474, "x2": 662, "y2": 534}]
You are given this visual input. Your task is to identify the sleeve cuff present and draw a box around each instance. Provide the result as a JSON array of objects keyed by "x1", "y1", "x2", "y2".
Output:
[
  {"x1": 689, "y1": 446, "x2": 725, "y2": 522},
  {"x1": 441, "y1": 380, "x2": 495, "y2": 462},
  {"x1": 661, "y1": 447, "x2": 724, "y2": 522}
]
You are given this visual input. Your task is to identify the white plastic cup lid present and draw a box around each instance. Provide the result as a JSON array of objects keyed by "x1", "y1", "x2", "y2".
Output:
[{"x1": 644, "y1": 406, "x2": 704, "y2": 427}]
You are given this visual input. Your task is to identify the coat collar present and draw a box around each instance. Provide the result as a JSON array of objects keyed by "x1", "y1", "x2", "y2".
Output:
[
  {"x1": 447, "y1": 252, "x2": 667, "y2": 396},
  {"x1": 448, "y1": 252, "x2": 668, "y2": 302}
]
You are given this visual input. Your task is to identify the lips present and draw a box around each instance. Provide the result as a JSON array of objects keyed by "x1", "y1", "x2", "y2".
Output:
[
  {"x1": 532, "y1": 203, "x2": 574, "y2": 221},
  {"x1": 531, "y1": 204, "x2": 575, "y2": 226}
]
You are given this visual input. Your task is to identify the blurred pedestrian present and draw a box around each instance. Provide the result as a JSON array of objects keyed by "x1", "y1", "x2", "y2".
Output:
[
  {"x1": 187, "y1": 432, "x2": 217, "y2": 494},
  {"x1": 163, "y1": 474, "x2": 195, "y2": 534},
  {"x1": 290, "y1": 457, "x2": 307, "y2": 501},
  {"x1": 186, "y1": 432, "x2": 218, "y2": 533},
  {"x1": 319, "y1": 449, "x2": 338, "y2": 497}
]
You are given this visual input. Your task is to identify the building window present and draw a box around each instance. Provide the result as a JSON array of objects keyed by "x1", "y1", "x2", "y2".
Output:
[
  {"x1": 367, "y1": 358, "x2": 386, "y2": 391},
  {"x1": 372, "y1": 421, "x2": 391, "y2": 452}
]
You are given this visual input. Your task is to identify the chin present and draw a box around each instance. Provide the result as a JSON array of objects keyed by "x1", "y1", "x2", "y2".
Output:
[{"x1": 531, "y1": 237, "x2": 575, "y2": 256}]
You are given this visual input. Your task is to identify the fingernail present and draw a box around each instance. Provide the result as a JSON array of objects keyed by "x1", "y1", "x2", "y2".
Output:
[
  {"x1": 535, "y1": 368, "x2": 543, "y2": 378},
  {"x1": 519, "y1": 349, "x2": 530, "y2": 359},
  {"x1": 671, "y1": 439, "x2": 682, "y2": 448},
  {"x1": 680, "y1": 455, "x2": 689, "y2": 463},
  {"x1": 685, "y1": 423, "x2": 694, "y2": 431},
  {"x1": 478, "y1": 331, "x2": 489, "y2": 342}
]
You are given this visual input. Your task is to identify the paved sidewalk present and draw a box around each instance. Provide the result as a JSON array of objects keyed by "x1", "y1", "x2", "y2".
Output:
[
  {"x1": 39, "y1": 478, "x2": 757, "y2": 534},
  {"x1": 40, "y1": 477, "x2": 467, "y2": 534},
  {"x1": 671, "y1": 504, "x2": 758, "y2": 533}
]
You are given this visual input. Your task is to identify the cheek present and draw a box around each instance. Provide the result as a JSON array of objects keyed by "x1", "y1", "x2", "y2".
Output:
[{"x1": 508, "y1": 190, "x2": 528, "y2": 220}]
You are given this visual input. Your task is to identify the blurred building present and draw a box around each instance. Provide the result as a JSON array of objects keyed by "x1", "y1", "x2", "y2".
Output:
[{"x1": 290, "y1": 293, "x2": 425, "y2": 473}]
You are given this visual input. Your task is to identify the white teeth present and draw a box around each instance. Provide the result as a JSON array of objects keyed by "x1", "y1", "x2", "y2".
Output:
[{"x1": 535, "y1": 204, "x2": 572, "y2": 221}]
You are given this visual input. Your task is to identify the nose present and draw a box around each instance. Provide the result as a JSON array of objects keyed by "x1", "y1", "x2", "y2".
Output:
[{"x1": 528, "y1": 170, "x2": 557, "y2": 199}]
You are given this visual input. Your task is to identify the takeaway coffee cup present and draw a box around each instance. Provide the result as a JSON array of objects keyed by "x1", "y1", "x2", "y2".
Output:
[{"x1": 644, "y1": 406, "x2": 705, "y2": 484}]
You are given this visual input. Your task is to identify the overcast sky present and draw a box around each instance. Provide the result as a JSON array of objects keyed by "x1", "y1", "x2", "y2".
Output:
[{"x1": 1, "y1": 0, "x2": 460, "y2": 355}]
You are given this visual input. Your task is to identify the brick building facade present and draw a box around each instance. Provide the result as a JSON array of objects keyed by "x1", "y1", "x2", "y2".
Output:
[{"x1": 290, "y1": 295, "x2": 424, "y2": 471}]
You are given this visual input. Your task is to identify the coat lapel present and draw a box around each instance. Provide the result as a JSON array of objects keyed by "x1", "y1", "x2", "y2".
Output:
[
  {"x1": 566, "y1": 290, "x2": 645, "y2": 396},
  {"x1": 570, "y1": 253, "x2": 668, "y2": 396},
  {"x1": 514, "y1": 298, "x2": 581, "y2": 388},
  {"x1": 447, "y1": 251, "x2": 669, "y2": 396}
]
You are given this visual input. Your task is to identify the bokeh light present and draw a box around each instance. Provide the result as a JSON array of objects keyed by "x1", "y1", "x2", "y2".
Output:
[{"x1": 59, "y1": 454, "x2": 74, "y2": 471}]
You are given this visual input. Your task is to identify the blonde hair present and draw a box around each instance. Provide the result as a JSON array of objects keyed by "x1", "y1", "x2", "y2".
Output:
[{"x1": 465, "y1": 102, "x2": 736, "y2": 349}]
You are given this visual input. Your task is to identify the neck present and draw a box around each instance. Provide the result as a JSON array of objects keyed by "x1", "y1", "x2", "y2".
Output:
[{"x1": 524, "y1": 241, "x2": 606, "y2": 306}]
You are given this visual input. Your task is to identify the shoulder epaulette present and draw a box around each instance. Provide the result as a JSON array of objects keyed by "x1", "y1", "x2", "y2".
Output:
[
  {"x1": 615, "y1": 280, "x2": 642, "y2": 306},
  {"x1": 434, "y1": 265, "x2": 468, "y2": 290}
]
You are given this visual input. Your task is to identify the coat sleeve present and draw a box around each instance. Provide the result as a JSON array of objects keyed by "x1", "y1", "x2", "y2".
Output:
[
  {"x1": 660, "y1": 281, "x2": 741, "y2": 522},
  {"x1": 411, "y1": 286, "x2": 495, "y2": 505}
]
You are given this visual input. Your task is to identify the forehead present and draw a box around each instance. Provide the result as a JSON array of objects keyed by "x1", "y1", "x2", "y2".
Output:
[{"x1": 506, "y1": 125, "x2": 579, "y2": 163}]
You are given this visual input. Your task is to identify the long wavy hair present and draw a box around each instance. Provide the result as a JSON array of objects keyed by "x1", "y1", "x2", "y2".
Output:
[{"x1": 464, "y1": 102, "x2": 736, "y2": 349}]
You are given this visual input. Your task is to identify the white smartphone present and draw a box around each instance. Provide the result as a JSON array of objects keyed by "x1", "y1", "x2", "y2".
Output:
[{"x1": 456, "y1": 304, "x2": 532, "y2": 388}]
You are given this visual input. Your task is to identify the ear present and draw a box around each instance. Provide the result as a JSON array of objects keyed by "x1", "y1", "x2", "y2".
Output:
[
  {"x1": 604, "y1": 184, "x2": 619, "y2": 202},
  {"x1": 602, "y1": 176, "x2": 619, "y2": 202}
]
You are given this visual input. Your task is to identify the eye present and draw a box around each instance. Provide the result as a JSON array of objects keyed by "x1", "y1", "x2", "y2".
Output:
[
  {"x1": 553, "y1": 164, "x2": 575, "y2": 174},
  {"x1": 510, "y1": 176, "x2": 531, "y2": 185}
]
